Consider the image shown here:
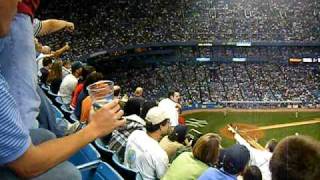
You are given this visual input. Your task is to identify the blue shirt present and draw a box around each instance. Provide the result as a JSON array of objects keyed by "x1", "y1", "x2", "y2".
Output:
[
  {"x1": 0, "y1": 75, "x2": 31, "y2": 165},
  {"x1": 198, "y1": 167, "x2": 237, "y2": 180}
]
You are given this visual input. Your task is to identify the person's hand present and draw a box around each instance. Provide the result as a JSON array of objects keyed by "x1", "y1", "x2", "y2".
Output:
[
  {"x1": 65, "y1": 42, "x2": 70, "y2": 50},
  {"x1": 65, "y1": 22, "x2": 74, "y2": 32},
  {"x1": 87, "y1": 99, "x2": 125, "y2": 138},
  {"x1": 227, "y1": 124, "x2": 237, "y2": 134}
]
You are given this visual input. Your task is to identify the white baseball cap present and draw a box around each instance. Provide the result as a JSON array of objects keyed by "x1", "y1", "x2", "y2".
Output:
[{"x1": 145, "y1": 106, "x2": 170, "y2": 125}]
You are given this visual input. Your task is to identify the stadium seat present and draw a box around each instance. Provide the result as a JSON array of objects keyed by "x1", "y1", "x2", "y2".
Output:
[
  {"x1": 112, "y1": 154, "x2": 141, "y2": 180},
  {"x1": 77, "y1": 160, "x2": 124, "y2": 180},
  {"x1": 94, "y1": 138, "x2": 114, "y2": 164},
  {"x1": 70, "y1": 113, "x2": 79, "y2": 123},
  {"x1": 52, "y1": 105, "x2": 64, "y2": 119},
  {"x1": 69, "y1": 144, "x2": 101, "y2": 166},
  {"x1": 60, "y1": 104, "x2": 73, "y2": 122},
  {"x1": 47, "y1": 90, "x2": 59, "y2": 100}
]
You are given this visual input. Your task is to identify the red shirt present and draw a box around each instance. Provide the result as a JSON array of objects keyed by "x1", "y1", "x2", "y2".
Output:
[
  {"x1": 71, "y1": 83, "x2": 84, "y2": 108},
  {"x1": 17, "y1": 0, "x2": 40, "y2": 17}
]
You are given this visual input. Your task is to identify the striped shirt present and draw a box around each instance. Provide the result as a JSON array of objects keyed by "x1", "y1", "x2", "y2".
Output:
[{"x1": 0, "y1": 75, "x2": 31, "y2": 165}]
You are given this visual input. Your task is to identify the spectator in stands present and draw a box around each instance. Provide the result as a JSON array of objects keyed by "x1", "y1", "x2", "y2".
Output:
[
  {"x1": 124, "y1": 106, "x2": 171, "y2": 180},
  {"x1": 47, "y1": 60, "x2": 63, "y2": 94},
  {"x1": 198, "y1": 144, "x2": 250, "y2": 180},
  {"x1": 0, "y1": 0, "x2": 43, "y2": 130},
  {"x1": 62, "y1": 60, "x2": 72, "y2": 78},
  {"x1": 162, "y1": 133, "x2": 221, "y2": 180},
  {"x1": 243, "y1": 165, "x2": 262, "y2": 180},
  {"x1": 70, "y1": 65, "x2": 95, "y2": 109},
  {"x1": 228, "y1": 125, "x2": 273, "y2": 180},
  {"x1": 114, "y1": 85, "x2": 121, "y2": 99},
  {"x1": 0, "y1": 6, "x2": 125, "y2": 179},
  {"x1": 74, "y1": 71, "x2": 103, "y2": 120},
  {"x1": 160, "y1": 124, "x2": 191, "y2": 161},
  {"x1": 39, "y1": 57, "x2": 53, "y2": 84},
  {"x1": 130, "y1": 86, "x2": 145, "y2": 107},
  {"x1": 269, "y1": 135, "x2": 320, "y2": 180},
  {"x1": 35, "y1": 40, "x2": 70, "y2": 73},
  {"x1": 159, "y1": 90, "x2": 181, "y2": 126},
  {"x1": 58, "y1": 61, "x2": 83, "y2": 105},
  {"x1": 108, "y1": 99, "x2": 156, "y2": 162}
]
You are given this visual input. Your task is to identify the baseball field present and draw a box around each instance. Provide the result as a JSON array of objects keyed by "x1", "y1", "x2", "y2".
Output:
[{"x1": 182, "y1": 109, "x2": 320, "y2": 147}]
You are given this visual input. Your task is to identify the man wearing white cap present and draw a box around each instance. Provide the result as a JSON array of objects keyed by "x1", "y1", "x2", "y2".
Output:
[{"x1": 124, "y1": 106, "x2": 171, "y2": 180}]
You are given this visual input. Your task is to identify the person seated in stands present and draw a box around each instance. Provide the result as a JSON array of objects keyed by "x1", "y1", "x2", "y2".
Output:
[
  {"x1": 39, "y1": 57, "x2": 53, "y2": 85},
  {"x1": 108, "y1": 100, "x2": 157, "y2": 162},
  {"x1": 228, "y1": 126, "x2": 276, "y2": 180},
  {"x1": 159, "y1": 124, "x2": 191, "y2": 162},
  {"x1": 47, "y1": 60, "x2": 63, "y2": 94},
  {"x1": 243, "y1": 165, "x2": 262, "y2": 180},
  {"x1": 162, "y1": 133, "x2": 221, "y2": 180},
  {"x1": 70, "y1": 65, "x2": 95, "y2": 109},
  {"x1": 124, "y1": 106, "x2": 171, "y2": 180},
  {"x1": 159, "y1": 90, "x2": 181, "y2": 127},
  {"x1": 269, "y1": 135, "x2": 320, "y2": 180},
  {"x1": 62, "y1": 60, "x2": 72, "y2": 78},
  {"x1": 74, "y1": 72, "x2": 103, "y2": 120},
  {"x1": 58, "y1": 61, "x2": 83, "y2": 105},
  {"x1": 0, "y1": 70, "x2": 125, "y2": 179},
  {"x1": 198, "y1": 144, "x2": 250, "y2": 180}
]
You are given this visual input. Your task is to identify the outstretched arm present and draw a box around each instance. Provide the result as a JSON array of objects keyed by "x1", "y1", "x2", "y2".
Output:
[{"x1": 36, "y1": 19, "x2": 74, "y2": 37}]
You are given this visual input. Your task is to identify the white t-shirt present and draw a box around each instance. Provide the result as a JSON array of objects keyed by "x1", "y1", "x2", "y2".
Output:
[
  {"x1": 158, "y1": 98, "x2": 179, "y2": 126},
  {"x1": 58, "y1": 74, "x2": 78, "y2": 104},
  {"x1": 124, "y1": 130, "x2": 169, "y2": 180},
  {"x1": 235, "y1": 134, "x2": 272, "y2": 180}
]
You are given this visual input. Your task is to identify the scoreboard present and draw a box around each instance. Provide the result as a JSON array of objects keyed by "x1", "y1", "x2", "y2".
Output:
[{"x1": 289, "y1": 58, "x2": 320, "y2": 64}]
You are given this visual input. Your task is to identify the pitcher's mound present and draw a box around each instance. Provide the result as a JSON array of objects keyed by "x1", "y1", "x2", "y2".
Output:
[{"x1": 220, "y1": 123, "x2": 265, "y2": 140}]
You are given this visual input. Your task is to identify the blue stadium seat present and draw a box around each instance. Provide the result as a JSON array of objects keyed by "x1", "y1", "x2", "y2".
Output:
[
  {"x1": 94, "y1": 138, "x2": 114, "y2": 164},
  {"x1": 47, "y1": 90, "x2": 60, "y2": 101},
  {"x1": 112, "y1": 154, "x2": 141, "y2": 180},
  {"x1": 70, "y1": 113, "x2": 79, "y2": 123},
  {"x1": 52, "y1": 105, "x2": 64, "y2": 119},
  {"x1": 78, "y1": 160, "x2": 124, "y2": 180},
  {"x1": 69, "y1": 144, "x2": 101, "y2": 166},
  {"x1": 61, "y1": 104, "x2": 73, "y2": 122},
  {"x1": 55, "y1": 96, "x2": 65, "y2": 106}
]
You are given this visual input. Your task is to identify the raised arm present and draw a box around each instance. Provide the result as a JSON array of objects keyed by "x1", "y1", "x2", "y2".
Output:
[{"x1": 36, "y1": 19, "x2": 74, "y2": 37}]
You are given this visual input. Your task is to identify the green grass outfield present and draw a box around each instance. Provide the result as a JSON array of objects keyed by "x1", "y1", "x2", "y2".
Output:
[{"x1": 182, "y1": 109, "x2": 320, "y2": 147}]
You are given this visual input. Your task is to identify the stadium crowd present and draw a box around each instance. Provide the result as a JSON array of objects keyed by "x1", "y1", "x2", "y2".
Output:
[
  {"x1": 36, "y1": 0, "x2": 320, "y2": 57},
  {"x1": 108, "y1": 61, "x2": 320, "y2": 106}
]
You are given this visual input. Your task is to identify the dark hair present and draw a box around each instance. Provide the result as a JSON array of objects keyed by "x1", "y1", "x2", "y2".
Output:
[
  {"x1": 243, "y1": 166, "x2": 262, "y2": 180},
  {"x1": 42, "y1": 57, "x2": 53, "y2": 67},
  {"x1": 168, "y1": 125, "x2": 188, "y2": 144},
  {"x1": 114, "y1": 86, "x2": 121, "y2": 97},
  {"x1": 265, "y1": 139, "x2": 278, "y2": 153},
  {"x1": 270, "y1": 135, "x2": 320, "y2": 180},
  {"x1": 83, "y1": 72, "x2": 104, "y2": 94},
  {"x1": 192, "y1": 133, "x2": 221, "y2": 166},
  {"x1": 79, "y1": 65, "x2": 95, "y2": 82},
  {"x1": 146, "y1": 119, "x2": 169, "y2": 133},
  {"x1": 140, "y1": 101, "x2": 157, "y2": 119},
  {"x1": 124, "y1": 98, "x2": 141, "y2": 116},
  {"x1": 167, "y1": 90, "x2": 177, "y2": 98},
  {"x1": 47, "y1": 60, "x2": 62, "y2": 84}
]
